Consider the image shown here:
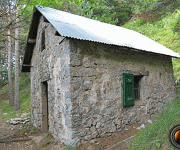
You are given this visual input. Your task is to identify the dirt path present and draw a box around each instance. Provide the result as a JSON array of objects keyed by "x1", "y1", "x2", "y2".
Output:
[
  {"x1": 78, "y1": 124, "x2": 140, "y2": 150},
  {"x1": 0, "y1": 109, "x2": 38, "y2": 150},
  {"x1": 0, "y1": 107, "x2": 141, "y2": 150}
]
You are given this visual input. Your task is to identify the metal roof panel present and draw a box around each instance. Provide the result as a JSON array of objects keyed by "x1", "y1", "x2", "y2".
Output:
[{"x1": 35, "y1": 5, "x2": 180, "y2": 58}]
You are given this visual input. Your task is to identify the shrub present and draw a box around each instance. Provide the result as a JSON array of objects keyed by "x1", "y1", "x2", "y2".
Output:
[{"x1": 172, "y1": 11, "x2": 180, "y2": 33}]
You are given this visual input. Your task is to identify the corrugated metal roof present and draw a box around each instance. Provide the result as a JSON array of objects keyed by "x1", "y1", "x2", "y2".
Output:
[{"x1": 35, "y1": 5, "x2": 180, "y2": 58}]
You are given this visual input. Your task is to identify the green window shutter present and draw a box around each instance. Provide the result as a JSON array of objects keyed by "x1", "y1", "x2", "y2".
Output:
[{"x1": 123, "y1": 73, "x2": 134, "y2": 108}]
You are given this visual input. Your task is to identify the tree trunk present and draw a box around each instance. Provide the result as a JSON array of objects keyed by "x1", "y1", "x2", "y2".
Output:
[
  {"x1": 14, "y1": 5, "x2": 20, "y2": 111},
  {"x1": 0, "y1": 54, "x2": 2, "y2": 87},
  {"x1": 8, "y1": 1, "x2": 14, "y2": 106}
]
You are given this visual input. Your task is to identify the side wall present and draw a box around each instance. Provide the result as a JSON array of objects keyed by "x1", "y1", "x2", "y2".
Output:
[
  {"x1": 69, "y1": 39, "x2": 176, "y2": 145},
  {"x1": 30, "y1": 16, "x2": 75, "y2": 145}
]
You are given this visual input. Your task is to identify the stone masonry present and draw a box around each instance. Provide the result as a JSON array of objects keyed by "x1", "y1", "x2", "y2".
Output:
[{"x1": 30, "y1": 16, "x2": 176, "y2": 146}]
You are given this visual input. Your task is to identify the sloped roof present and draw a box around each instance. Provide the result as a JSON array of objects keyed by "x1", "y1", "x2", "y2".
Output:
[{"x1": 22, "y1": 5, "x2": 179, "y2": 72}]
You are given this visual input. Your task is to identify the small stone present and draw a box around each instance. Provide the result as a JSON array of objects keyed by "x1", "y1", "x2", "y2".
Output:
[
  {"x1": 21, "y1": 112, "x2": 28, "y2": 118},
  {"x1": 3, "y1": 113, "x2": 7, "y2": 115},
  {"x1": 147, "y1": 120, "x2": 152, "y2": 124},
  {"x1": 25, "y1": 141, "x2": 30, "y2": 145},
  {"x1": 141, "y1": 124, "x2": 145, "y2": 128},
  {"x1": 16, "y1": 113, "x2": 20, "y2": 117},
  {"x1": 96, "y1": 123, "x2": 101, "y2": 128},
  {"x1": 84, "y1": 135, "x2": 92, "y2": 141},
  {"x1": 136, "y1": 124, "x2": 145, "y2": 130},
  {"x1": 90, "y1": 139, "x2": 98, "y2": 144},
  {"x1": 13, "y1": 118, "x2": 21, "y2": 121},
  {"x1": 11, "y1": 128, "x2": 14, "y2": 130},
  {"x1": 10, "y1": 120, "x2": 19, "y2": 125}
]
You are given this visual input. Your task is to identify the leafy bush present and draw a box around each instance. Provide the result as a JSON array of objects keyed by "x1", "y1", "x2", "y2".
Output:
[
  {"x1": 172, "y1": 10, "x2": 180, "y2": 33},
  {"x1": 73, "y1": 0, "x2": 132, "y2": 26}
]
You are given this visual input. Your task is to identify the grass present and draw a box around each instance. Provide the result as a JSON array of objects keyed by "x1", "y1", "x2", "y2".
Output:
[
  {"x1": 18, "y1": 124, "x2": 40, "y2": 135},
  {"x1": 0, "y1": 72, "x2": 31, "y2": 121},
  {"x1": 128, "y1": 86, "x2": 180, "y2": 150},
  {"x1": 38, "y1": 130, "x2": 55, "y2": 150},
  {"x1": 63, "y1": 146, "x2": 79, "y2": 150}
]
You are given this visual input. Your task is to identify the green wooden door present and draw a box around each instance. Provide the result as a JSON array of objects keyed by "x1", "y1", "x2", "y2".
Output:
[{"x1": 123, "y1": 73, "x2": 134, "y2": 108}]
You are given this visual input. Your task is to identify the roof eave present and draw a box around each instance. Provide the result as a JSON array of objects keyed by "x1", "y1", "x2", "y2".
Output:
[{"x1": 21, "y1": 7, "x2": 41, "y2": 72}]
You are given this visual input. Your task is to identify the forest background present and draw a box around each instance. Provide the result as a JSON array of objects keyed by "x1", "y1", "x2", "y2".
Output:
[{"x1": 0, "y1": 0, "x2": 180, "y2": 111}]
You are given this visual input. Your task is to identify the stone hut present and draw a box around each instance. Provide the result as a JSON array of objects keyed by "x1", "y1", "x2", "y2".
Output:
[{"x1": 22, "y1": 5, "x2": 180, "y2": 146}]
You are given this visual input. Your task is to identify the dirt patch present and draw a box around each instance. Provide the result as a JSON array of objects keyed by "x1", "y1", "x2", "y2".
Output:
[
  {"x1": 77, "y1": 124, "x2": 140, "y2": 150},
  {"x1": 0, "y1": 117, "x2": 38, "y2": 150},
  {"x1": 0, "y1": 92, "x2": 8, "y2": 101},
  {"x1": 0, "y1": 115, "x2": 142, "y2": 150}
]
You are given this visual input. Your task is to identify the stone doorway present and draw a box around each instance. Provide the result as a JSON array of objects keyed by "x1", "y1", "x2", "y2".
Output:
[{"x1": 41, "y1": 81, "x2": 49, "y2": 131}]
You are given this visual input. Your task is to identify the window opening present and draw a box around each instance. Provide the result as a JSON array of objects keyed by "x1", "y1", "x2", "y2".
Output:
[
  {"x1": 41, "y1": 30, "x2": 45, "y2": 51},
  {"x1": 134, "y1": 76, "x2": 142, "y2": 100}
]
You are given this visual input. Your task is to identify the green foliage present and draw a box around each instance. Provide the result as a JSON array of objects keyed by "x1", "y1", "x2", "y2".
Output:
[
  {"x1": 109, "y1": 0, "x2": 132, "y2": 26},
  {"x1": 0, "y1": 37, "x2": 6, "y2": 65},
  {"x1": 73, "y1": 0, "x2": 132, "y2": 26},
  {"x1": 172, "y1": 11, "x2": 180, "y2": 33},
  {"x1": 0, "y1": 45, "x2": 5, "y2": 49},
  {"x1": 38, "y1": 131, "x2": 55, "y2": 150},
  {"x1": 129, "y1": 0, "x2": 158, "y2": 14},
  {"x1": 0, "y1": 72, "x2": 31, "y2": 122},
  {"x1": 18, "y1": 124, "x2": 39, "y2": 135},
  {"x1": 18, "y1": 0, "x2": 82, "y2": 16},
  {"x1": 127, "y1": 0, "x2": 180, "y2": 15},
  {"x1": 0, "y1": 65, "x2": 8, "y2": 83},
  {"x1": 64, "y1": 145, "x2": 79, "y2": 150}
]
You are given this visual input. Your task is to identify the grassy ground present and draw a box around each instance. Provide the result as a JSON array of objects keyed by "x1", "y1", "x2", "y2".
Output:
[
  {"x1": 128, "y1": 86, "x2": 180, "y2": 150},
  {"x1": 0, "y1": 72, "x2": 31, "y2": 121}
]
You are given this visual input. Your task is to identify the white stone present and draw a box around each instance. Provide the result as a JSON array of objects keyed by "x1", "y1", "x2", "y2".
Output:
[
  {"x1": 13, "y1": 118, "x2": 21, "y2": 121},
  {"x1": 136, "y1": 124, "x2": 145, "y2": 130},
  {"x1": 147, "y1": 120, "x2": 152, "y2": 124},
  {"x1": 21, "y1": 112, "x2": 28, "y2": 118},
  {"x1": 90, "y1": 139, "x2": 98, "y2": 144},
  {"x1": 16, "y1": 113, "x2": 20, "y2": 117}
]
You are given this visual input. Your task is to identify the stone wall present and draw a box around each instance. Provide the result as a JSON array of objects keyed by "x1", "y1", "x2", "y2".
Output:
[
  {"x1": 30, "y1": 15, "x2": 176, "y2": 147},
  {"x1": 30, "y1": 16, "x2": 76, "y2": 145},
  {"x1": 68, "y1": 39, "x2": 176, "y2": 145}
]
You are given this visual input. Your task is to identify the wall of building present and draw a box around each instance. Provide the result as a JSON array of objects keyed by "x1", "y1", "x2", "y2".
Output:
[
  {"x1": 69, "y1": 39, "x2": 176, "y2": 145},
  {"x1": 30, "y1": 16, "x2": 76, "y2": 145},
  {"x1": 30, "y1": 15, "x2": 176, "y2": 147}
]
